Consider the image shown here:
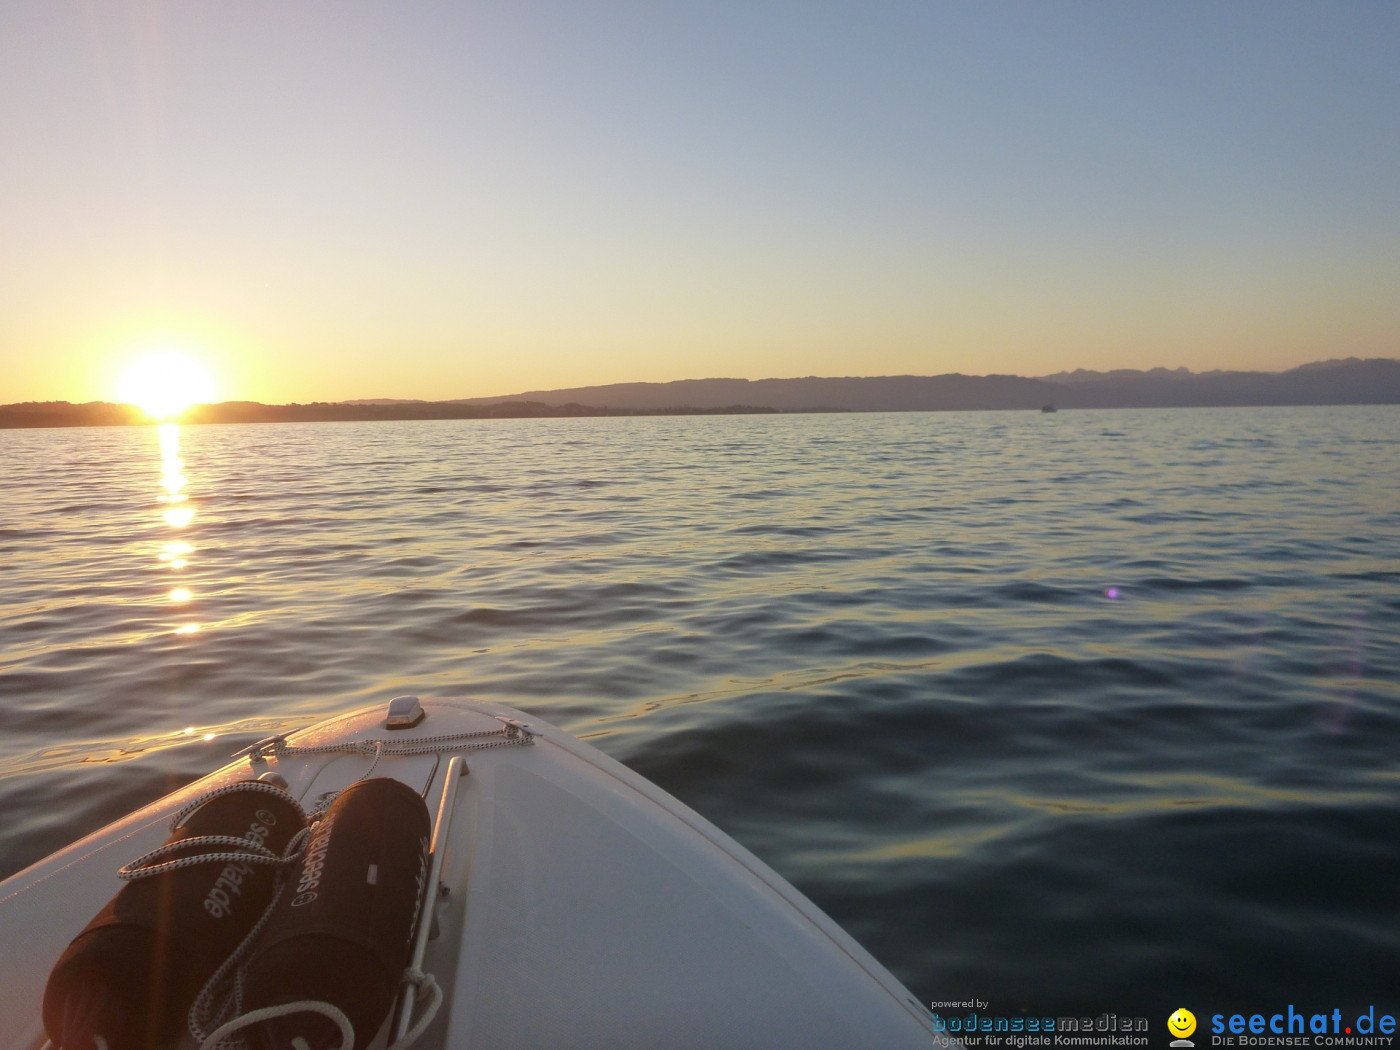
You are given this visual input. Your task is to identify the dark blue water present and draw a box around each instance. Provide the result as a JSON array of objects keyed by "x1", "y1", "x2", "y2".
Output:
[{"x1": 2, "y1": 407, "x2": 1397, "y2": 1019}]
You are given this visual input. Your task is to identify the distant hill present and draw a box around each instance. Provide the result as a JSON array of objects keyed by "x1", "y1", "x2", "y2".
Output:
[
  {"x1": 2, "y1": 357, "x2": 1396, "y2": 428},
  {"x1": 339, "y1": 397, "x2": 431, "y2": 405},
  {"x1": 455, "y1": 357, "x2": 1400, "y2": 412},
  {"x1": 455, "y1": 373, "x2": 1054, "y2": 412},
  {"x1": 0, "y1": 401, "x2": 145, "y2": 428}
]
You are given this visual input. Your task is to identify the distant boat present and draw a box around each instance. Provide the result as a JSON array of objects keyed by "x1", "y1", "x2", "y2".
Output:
[{"x1": 1040, "y1": 404, "x2": 1057, "y2": 413}]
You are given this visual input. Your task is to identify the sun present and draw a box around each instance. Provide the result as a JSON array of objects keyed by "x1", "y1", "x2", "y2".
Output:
[{"x1": 116, "y1": 351, "x2": 217, "y2": 420}]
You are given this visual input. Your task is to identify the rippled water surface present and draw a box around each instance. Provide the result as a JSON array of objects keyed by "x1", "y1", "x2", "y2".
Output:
[{"x1": 2, "y1": 408, "x2": 1397, "y2": 1015}]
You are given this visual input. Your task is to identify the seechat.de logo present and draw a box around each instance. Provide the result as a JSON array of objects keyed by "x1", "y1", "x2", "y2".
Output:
[{"x1": 1169, "y1": 1008, "x2": 1197, "y2": 1047}]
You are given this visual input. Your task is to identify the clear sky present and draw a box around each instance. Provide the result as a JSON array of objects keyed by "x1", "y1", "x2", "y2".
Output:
[{"x1": 2, "y1": 1, "x2": 1397, "y2": 404}]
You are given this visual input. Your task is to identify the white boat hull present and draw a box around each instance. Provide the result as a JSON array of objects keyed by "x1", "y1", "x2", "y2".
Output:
[{"x1": 0, "y1": 698, "x2": 933, "y2": 1049}]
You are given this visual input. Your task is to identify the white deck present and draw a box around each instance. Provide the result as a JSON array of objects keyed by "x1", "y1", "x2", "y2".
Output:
[{"x1": 0, "y1": 698, "x2": 933, "y2": 1049}]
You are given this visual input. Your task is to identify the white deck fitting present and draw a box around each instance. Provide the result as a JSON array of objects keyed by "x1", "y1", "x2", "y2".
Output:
[{"x1": 0, "y1": 699, "x2": 934, "y2": 1049}]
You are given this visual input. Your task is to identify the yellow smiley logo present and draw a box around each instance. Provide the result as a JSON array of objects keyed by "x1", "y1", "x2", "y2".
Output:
[{"x1": 1169, "y1": 1009, "x2": 1197, "y2": 1039}]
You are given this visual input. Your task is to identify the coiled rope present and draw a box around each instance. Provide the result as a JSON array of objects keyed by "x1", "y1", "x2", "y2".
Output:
[
  {"x1": 195, "y1": 968, "x2": 442, "y2": 1050},
  {"x1": 118, "y1": 780, "x2": 311, "y2": 881},
  {"x1": 187, "y1": 724, "x2": 525, "y2": 1048},
  {"x1": 73, "y1": 722, "x2": 526, "y2": 1050}
]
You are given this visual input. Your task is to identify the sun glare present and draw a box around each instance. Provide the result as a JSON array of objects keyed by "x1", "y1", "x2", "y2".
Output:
[{"x1": 117, "y1": 351, "x2": 216, "y2": 420}]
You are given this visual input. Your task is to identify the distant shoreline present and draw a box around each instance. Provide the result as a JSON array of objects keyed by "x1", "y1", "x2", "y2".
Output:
[
  {"x1": 0, "y1": 401, "x2": 785, "y2": 429},
  {"x1": 4, "y1": 357, "x2": 1396, "y2": 429}
]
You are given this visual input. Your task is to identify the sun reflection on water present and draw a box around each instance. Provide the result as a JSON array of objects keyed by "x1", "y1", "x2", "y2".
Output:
[{"x1": 153, "y1": 423, "x2": 201, "y2": 635}]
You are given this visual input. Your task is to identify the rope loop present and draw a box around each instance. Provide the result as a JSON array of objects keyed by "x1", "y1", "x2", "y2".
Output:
[
  {"x1": 170, "y1": 779, "x2": 308, "y2": 831},
  {"x1": 117, "y1": 836, "x2": 284, "y2": 880},
  {"x1": 114, "y1": 720, "x2": 514, "y2": 1050},
  {"x1": 388, "y1": 968, "x2": 445, "y2": 1050},
  {"x1": 196, "y1": 999, "x2": 354, "y2": 1050},
  {"x1": 119, "y1": 782, "x2": 309, "y2": 882},
  {"x1": 186, "y1": 829, "x2": 314, "y2": 1044}
]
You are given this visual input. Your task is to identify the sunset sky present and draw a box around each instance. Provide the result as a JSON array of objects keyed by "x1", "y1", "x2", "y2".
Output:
[{"x1": 3, "y1": 2, "x2": 1397, "y2": 405}]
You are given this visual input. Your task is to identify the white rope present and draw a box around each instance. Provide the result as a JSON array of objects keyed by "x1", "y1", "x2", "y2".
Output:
[
  {"x1": 387, "y1": 969, "x2": 445, "y2": 1050},
  {"x1": 119, "y1": 781, "x2": 310, "y2": 881},
  {"x1": 360, "y1": 739, "x2": 385, "y2": 780},
  {"x1": 127, "y1": 784, "x2": 314, "y2": 1044},
  {"x1": 118, "y1": 835, "x2": 285, "y2": 879},
  {"x1": 244, "y1": 722, "x2": 534, "y2": 770},
  {"x1": 95, "y1": 732, "x2": 491, "y2": 1050},
  {"x1": 185, "y1": 845, "x2": 299, "y2": 1045},
  {"x1": 196, "y1": 999, "x2": 353, "y2": 1050},
  {"x1": 171, "y1": 780, "x2": 309, "y2": 830},
  {"x1": 191, "y1": 969, "x2": 442, "y2": 1050}
]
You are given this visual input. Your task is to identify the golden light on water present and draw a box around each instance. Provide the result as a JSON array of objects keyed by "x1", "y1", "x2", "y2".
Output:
[
  {"x1": 117, "y1": 351, "x2": 216, "y2": 420},
  {"x1": 160, "y1": 540, "x2": 194, "y2": 570},
  {"x1": 153, "y1": 423, "x2": 203, "y2": 636},
  {"x1": 158, "y1": 421, "x2": 183, "y2": 462},
  {"x1": 158, "y1": 423, "x2": 196, "y2": 529}
]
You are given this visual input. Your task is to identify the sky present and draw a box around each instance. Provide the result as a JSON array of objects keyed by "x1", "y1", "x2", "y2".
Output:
[{"x1": 2, "y1": 1, "x2": 1398, "y2": 404}]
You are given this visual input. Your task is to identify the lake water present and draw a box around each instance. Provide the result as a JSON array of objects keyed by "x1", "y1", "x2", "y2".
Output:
[{"x1": 2, "y1": 407, "x2": 1397, "y2": 1019}]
